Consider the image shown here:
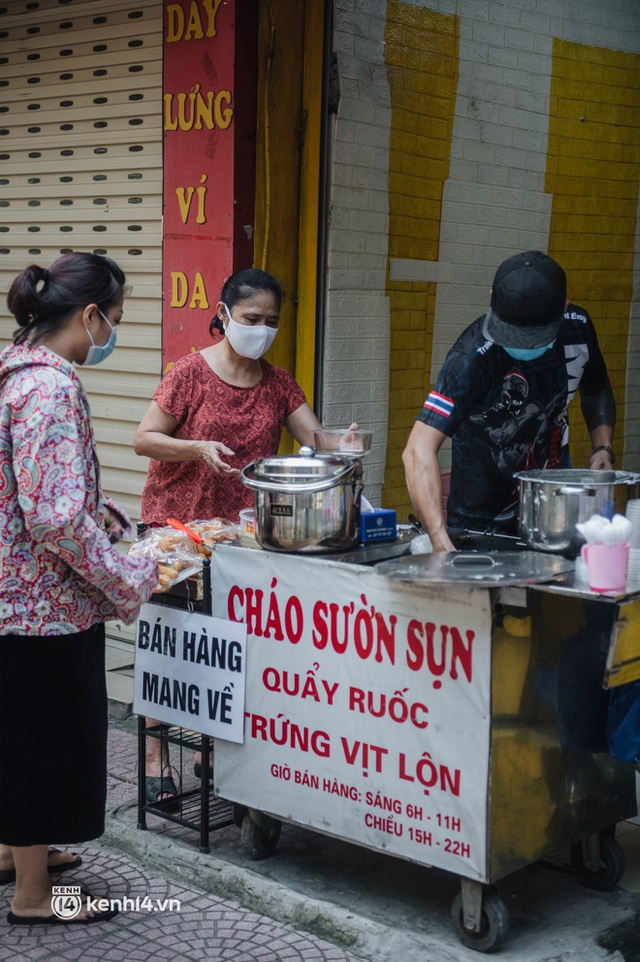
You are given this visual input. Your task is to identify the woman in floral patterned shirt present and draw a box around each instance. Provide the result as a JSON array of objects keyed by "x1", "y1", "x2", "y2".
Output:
[{"x1": 0, "y1": 252, "x2": 158, "y2": 925}]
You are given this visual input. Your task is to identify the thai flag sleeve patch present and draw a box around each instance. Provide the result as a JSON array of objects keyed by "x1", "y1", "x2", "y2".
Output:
[{"x1": 423, "y1": 391, "x2": 454, "y2": 418}]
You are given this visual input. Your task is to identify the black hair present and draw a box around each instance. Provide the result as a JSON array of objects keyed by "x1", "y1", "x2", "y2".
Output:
[
  {"x1": 209, "y1": 268, "x2": 284, "y2": 338},
  {"x1": 7, "y1": 251, "x2": 126, "y2": 346}
]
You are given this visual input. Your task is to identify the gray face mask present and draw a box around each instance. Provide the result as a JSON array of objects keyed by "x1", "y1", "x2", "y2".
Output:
[{"x1": 81, "y1": 309, "x2": 117, "y2": 366}]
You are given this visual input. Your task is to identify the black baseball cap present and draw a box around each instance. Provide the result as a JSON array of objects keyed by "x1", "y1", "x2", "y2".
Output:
[{"x1": 482, "y1": 250, "x2": 567, "y2": 348}]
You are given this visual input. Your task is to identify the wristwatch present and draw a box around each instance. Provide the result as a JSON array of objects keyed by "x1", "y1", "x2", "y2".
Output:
[{"x1": 592, "y1": 444, "x2": 615, "y2": 464}]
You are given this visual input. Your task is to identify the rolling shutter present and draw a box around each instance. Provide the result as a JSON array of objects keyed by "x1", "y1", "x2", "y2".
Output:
[
  {"x1": 0, "y1": 0, "x2": 163, "y2": 671},
  {"x1": 0, "y1": 0, "x2": 163, "y2": 522}
]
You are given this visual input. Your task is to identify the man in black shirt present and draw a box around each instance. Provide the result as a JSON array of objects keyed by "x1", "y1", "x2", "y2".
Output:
[{"x1": 402, "y1": 250, "x2": 616, "y2": 551}]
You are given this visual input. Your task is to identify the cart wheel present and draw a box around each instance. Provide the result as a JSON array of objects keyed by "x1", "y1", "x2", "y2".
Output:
[
  {"x1": 451, "y1": 888, "x2": 510, "y2": 952},
  {"x1": 240, "y1": 811, "x2": 281, "y2": 860},
  {"x1": 570, "y1": 835, "x2": 626, "y2": 891}
]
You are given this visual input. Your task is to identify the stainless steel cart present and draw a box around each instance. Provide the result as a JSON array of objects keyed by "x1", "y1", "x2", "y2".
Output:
[{"x1": 209, "y1": 542, "x2": 639, "y2": 951}]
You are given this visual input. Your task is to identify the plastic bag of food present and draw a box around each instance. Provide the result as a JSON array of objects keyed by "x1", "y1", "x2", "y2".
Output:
[
  {"x1": 188, "y1": 517, "x2": 240, "y2": 545},
  {"x1": 128, "y1": 526, "x2": 203, "y2": 593}
]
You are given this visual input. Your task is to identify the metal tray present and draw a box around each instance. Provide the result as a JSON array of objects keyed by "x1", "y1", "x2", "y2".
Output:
[
  {"x1": 222, "y1": 525, "x2": 416, "y2": 565},
  {"x1": 375, "y1": 550, "x2": 574, "y2": 586}
]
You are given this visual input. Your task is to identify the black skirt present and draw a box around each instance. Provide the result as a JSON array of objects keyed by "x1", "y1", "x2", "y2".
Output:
[{"x1": 0, "y1": 623, "x2": 108, "y2": 846}]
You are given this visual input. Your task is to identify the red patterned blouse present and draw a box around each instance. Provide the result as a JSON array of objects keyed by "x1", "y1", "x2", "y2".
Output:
[{"x1": 140, "y1": 352, "x2": 307, "y2": 524}]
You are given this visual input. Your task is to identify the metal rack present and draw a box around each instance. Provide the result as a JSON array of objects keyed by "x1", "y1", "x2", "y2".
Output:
[{"x1": 136, "y1": 720, "x2": 233, "y2": 853}]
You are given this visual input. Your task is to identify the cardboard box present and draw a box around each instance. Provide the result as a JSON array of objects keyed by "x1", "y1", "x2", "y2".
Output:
[{"x1": 360, "y1": 508, "x2": 397, "y2": 543}]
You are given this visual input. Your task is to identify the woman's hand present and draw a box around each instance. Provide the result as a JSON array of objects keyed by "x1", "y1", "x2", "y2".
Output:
[
  {"x1": 134, "y1": 403, "x2": 240, "y2": 475},
  {"x1": 196, "y1": 440, "x2": 240, "y2": 476},
  {"x1": 338, "y1": 423, "x2": 361, "y2": 450}
]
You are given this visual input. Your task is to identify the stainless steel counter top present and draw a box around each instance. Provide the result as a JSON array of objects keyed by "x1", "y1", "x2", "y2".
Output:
[{"x1": 222, "y1": 526, "x2": 640, "y2": 601}]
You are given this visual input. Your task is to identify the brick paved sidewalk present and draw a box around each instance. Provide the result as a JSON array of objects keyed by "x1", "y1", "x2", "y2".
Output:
[
  {"x1": 0, "y1": 845, "x2": 361, "y2": 962},
  {"x1": 2, "y1": 718, "x2": 639, "y2": 962},
  {"x1": 0, "y1": 720, "x2": 362, "y2": 962}
]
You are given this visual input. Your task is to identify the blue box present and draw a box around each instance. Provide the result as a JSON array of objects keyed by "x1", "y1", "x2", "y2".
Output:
[{"x1": 360, "y1": 508, "x2": 397, "y2": 543}]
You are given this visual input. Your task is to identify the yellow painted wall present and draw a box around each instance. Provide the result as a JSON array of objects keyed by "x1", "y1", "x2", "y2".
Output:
[
  {"x1": 254, "y1": 0, "x2": 305, "y2": 381},
  {"x1": 254, "y1": 0, "x2": 323, "y2": 452},
  {"x1": 382, "y1": 3, "x2": 458, "y2": 516},
  {"x1": 546, "y1": 41, "x2": 640, "y2": 468}
]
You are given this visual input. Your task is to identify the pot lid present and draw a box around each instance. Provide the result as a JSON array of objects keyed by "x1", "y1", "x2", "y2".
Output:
[
  {"x1": 514, "y1": 468, "x2": 640, "y2": 486},
  {"x1": 375, "y1": 550, "x2": 574, "y2": 586},
  {"x1": 241, "y1": 448, "x2": 357, "y2": 492}
]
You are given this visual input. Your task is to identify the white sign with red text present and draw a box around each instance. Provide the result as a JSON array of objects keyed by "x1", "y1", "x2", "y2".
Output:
[{"x1": 211, "y1": 546, "x2": 492, "y2": 880}]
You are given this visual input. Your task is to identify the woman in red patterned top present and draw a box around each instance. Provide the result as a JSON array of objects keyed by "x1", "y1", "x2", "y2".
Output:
[
  {"x1": 135, "y1": 268, "x2": 322, "y2": 525},
  {"x1": 134, "y1": 268, "x2": 324, "y2": 801}
]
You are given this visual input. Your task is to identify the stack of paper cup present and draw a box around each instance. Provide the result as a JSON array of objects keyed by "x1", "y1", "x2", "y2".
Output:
[{"x1": 625, "y1": 500, "x2": 640, "y2": 590}]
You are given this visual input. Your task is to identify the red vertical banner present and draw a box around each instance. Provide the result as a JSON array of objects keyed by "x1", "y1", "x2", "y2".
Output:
[{"x1": 162, "y1": 0, "x2": 256, "y2": 371}]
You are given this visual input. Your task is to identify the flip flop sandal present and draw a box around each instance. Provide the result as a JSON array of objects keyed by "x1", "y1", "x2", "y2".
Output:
[
  {"x1": 47, "y1": 850, "x2": 83, "y2": 877},
  {"x1": 145, "y1": 774, "x2": 180, "y2": 811},
  {"x1": 8, "y1": 896, "x2": 118, "y2": 926},
  {"x1": 0, "y1": 849, "x2": 83, "y2": 885}
]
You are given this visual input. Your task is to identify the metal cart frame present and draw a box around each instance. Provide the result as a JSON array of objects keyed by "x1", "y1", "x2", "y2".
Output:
[{"x1": 209, "y1": 546, "x2": 639, "y2": 951}]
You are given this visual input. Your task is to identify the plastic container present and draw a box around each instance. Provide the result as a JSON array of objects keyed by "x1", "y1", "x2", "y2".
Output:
[
  {"x1": 239, "y1": 507, "x2": 256, "y2": 538},
  {"x1": 580, "y1": 542, "x2": 629, "y2": 594},
  {"x1": 312, "y1": 428, "x2": 373, "y2": 457}
]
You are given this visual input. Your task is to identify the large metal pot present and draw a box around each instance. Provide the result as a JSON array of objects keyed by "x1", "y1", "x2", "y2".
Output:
[
  {"x1": 241, "y1": 447, "x2": 363, "y2": 553},
  {"x1": 515, "y1": 469, "x2": 640, "y2": 557}
]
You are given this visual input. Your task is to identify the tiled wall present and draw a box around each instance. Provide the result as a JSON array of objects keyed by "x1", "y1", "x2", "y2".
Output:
[
  {"x1": 322, "y1": 0, "x2": 392, "y2": 501},
  {"x1": 546, "y1": 39, "x2": 640, "y2": 468},
  {"x1": 324, "y1": 0, "x2": 640, "y2": 514},
  {"x1": 383, "y1": 1, "x2": 458, "y2": 511}
]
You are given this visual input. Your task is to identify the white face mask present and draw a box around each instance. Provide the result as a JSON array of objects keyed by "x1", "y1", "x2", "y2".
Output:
[{"x1": 223, "y1": 304, "x2": 277, "y2": 359}]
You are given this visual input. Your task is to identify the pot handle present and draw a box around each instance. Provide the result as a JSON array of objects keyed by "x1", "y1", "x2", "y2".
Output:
[
  {"x1": 241, "y1": 463, "x2": 356, "y2": 494},
  {"x1": 449, "y1": 553, "x2": 497, "y2": 568},
  {"x1": 353, "y1": 474, "x2": 364, "y2": 508}
]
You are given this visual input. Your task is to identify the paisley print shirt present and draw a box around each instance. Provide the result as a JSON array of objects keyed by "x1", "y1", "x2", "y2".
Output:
[
  {"x1": 140, "y1": 352, "x2": 307, "y2": 524},
  {"x1": 0, "y1": 344, "x2": 158, "y2": 635}
]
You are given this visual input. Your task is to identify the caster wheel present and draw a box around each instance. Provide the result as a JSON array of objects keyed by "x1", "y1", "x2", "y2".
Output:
[
  {"x1": 570, "y1": 835, "x2": 626, "y2": 891},
  {"x1": 240, "y1": 811, "x2": 281, "y2": 859},
  {"x1": 451, "y1": 888, "x2": 510, "y2": 952}
]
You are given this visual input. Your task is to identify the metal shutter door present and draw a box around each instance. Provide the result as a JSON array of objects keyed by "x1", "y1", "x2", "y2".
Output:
[
  {"x1": 0, "y1": 0, "x2": 163, "y2": 520},
  {"x1": 0, "y1": 0, "x2": 163, "y2": 678}
]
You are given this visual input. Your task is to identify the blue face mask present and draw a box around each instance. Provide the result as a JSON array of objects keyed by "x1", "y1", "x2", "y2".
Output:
[
  {"x1": 82, "y1": 309, "x2": 117, "y2": 366},
  {"x1": 502, "y1": 342, "x2": 554, "y2": 361}
]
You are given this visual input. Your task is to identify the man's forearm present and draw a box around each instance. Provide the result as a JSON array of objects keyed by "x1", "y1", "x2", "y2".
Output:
[
  {"x1": 403, "y1": 454, "x2": 454, "y2": 551},
  {"x1": 580, "y1": 378, "x2": 616, "y2": 434},
  {"x1": 581, "y1": 378, "x2": 616, "y2": 468}
]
